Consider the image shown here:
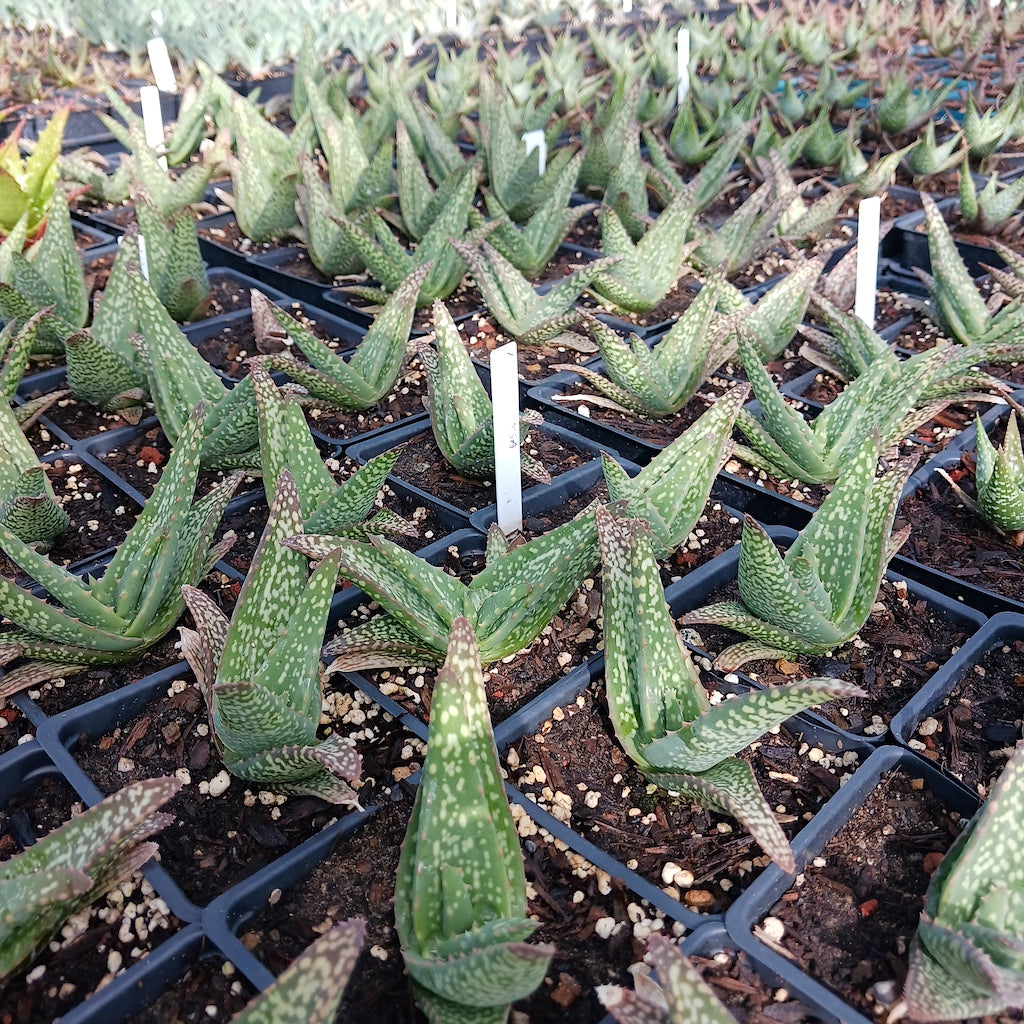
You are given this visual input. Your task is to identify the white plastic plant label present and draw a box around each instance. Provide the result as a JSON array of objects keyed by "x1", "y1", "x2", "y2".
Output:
[
  {"x1": 401, "y1": 26, "x2": 416, "y2": 56},
  {"x1": 138, "y1": 233, "x2": 151, "y2": 282},
  {"x1": 444, "y1": 0, "x2": 457, "y2": 30},
  {"x1": 622, "y1": 0, "x2": 633, "y2": 13},
  {"x1": 147, "y1": 36, "x2": 176, "y2": 92},
  {"x1": 676, "y1": 28, "x2": 690, "y2": 106},
  {"x1": 140, "y1": 85, "x2": 168, "y2": 170},
  {"x1": 521, "y1": 129, "x2": 547, "y2": 177},
  {"x1": 490, "y1": 342, "x2": 523, "y2": 535},
  {"x1": 854, "y1": 195, "x2": 881, "y2": 328}
]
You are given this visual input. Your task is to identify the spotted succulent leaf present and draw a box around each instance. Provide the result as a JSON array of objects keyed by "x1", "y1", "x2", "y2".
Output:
[
  {"x1": 598, "y1": 933, "x2": 736, "y2": 1024},
  {"x1": 682, "y1": 439, "x2": 913, "y2": 669},
  {"x1": 974, "y1": 413, "x2": 1024, "y2": 532},
  {"x1": 589, "y1": 189, "x2": 698, "y2": 314},
  {"x1": 0, "y1": 409, "x2": 240, "y2": 694},
  {"x1": 597, "y1": 506, "x2": 857, "y2": 867},
  {"x1": 294, "y1": 154, "x2": 365, "y2": 277},
  {"x1": 601, "y1": 386, "x2": 747, "y2": 555},
  {"x1": 452, "y1": 238, "x2": 619, "y2": 344},
  {"x1": 257, "y1": 264, "x2": 428, "y2": 410},
  {"x1": 396, "y1": 618, "x2": 554, "y2": 1023},
  {"x1": 249, "y1": 362, "x2": 411, "y2": 537},
  {"x1": 231, "y1": 919, "x2": 366, "y2": 1024},
  {"x1": 286, "y1": 504, "x2": 601, "y2": 670},
  {"x1": 417, "y1": 301, "x2": 549, "y2": 482},
  {"x1": 905, "y1": 742, "x2": 1024, "y2": 1020},
  {"x1": 181, "y1": 470, "x2": 360, "y2": 803},
  {"x1": 570, "y1": 277, "x2": 731, "y2": 418},
  {"x1": 0, "y1": 776, "x2": 181, "y2": 982},
  {"x1": 483, "y1": 152, "x2": 591, "y2": 279}
]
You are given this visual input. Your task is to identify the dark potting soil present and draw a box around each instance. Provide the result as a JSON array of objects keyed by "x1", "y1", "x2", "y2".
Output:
[
  {"x1": 124, "y1": 959, "x2": 255, "y2": 1024},
  {"x1": 390, "y1": 427, "x2": 593, "y2": 513},
  {"x1": 0, "y1": 776, "x2": 184, "y2": 1024},
  {"x1": 897, "y1": 464, "x2": 1024, "y2": 605},
  {"x1": 245, "y1": 795, "x2": 649, "y2": 1024},
  {"x1": 906, "y1": 636, "x2": 1024, "y2": 796},
  {"x1": 687, "y1": 578, "x2": 974, "y2": 738},
  {"x1": 763, "y1": 769, "x2": 971, "y2": 1020},
  {"x1": 70, "y1": 673, "x2": 422, "y2": 907},
  {"x1": 197, "y1": 218, "x2": 295, "y2": 260},
  {"x1": 688, "y1": 947, "x2": 826, "y2": 1024},
  {"x1": 461, "y1": 312, "x2": 599, "y2": 381},
  {"x1": 93, "y1": 423, "x2": 260, "y2": 500},
  {"x1": 509, "y1": 684, "x2": 859, "y2": 918},
  {"x1": 37, "y1": 393, "x2": 142, "y2": 441}
]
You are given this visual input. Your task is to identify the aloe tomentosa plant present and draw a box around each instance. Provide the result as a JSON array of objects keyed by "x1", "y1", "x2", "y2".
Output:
[
  {"x1": 396, "y1": 617, "x2": 554, "y2": 1024},
  {"x1": 681, "y1": 439, "x2": 915, "y2": 671},
  {"x1": 180, "y1": 470, "x2": 362, "y2": 804},
  {"x1": 285, "y1": 506, "x2": 603, "y2": 672},
  {"x1": 597, "y1": 506, "x2": 861, "y2": 870},
  {"x1": 0, "y1": 776, "x2": 181, "y2": 983},
  {"x1": 417, "y1": 300, "x2": 550, "y2": 483},
  {"x1": 0, "y1": 105, "x2": 68, "y2": 243},
  {"x1": 0, "y1": 408, "x2": 240, "y2": 696},
  {"x1": 249, "y1": 362, "x2": 412, "y2": 539},
  {"x1": 903, "y1": 740, "x2": 1024, "y2": 1020},
  {"x1": 566, "y1": 277, "x2": 730, "y2": 418},
  {"x1": 254, "y1": 264, "x2": 426, "y2": 412}
]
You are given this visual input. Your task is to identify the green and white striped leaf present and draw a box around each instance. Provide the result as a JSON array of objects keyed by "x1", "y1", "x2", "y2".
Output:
[
  {"x1": 230, "y1": 919, "x2": 366, "y2": 1024},
  {"x1": 396, "y1": 618, "x2": 553, "y2": 1022}
]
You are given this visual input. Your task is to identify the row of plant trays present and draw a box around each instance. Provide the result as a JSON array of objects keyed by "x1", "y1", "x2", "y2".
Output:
[{"x1": 5, "y1": 155, "x2": 1024, "y2": 1021}]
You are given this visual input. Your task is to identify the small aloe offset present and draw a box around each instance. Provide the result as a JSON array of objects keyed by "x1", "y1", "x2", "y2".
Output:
[
  {"x1": 230, "y1": 920, "x2": 366, "y2": 1024},
  {"x1": 396, "y1": 618, "x2": 554, "y2": 1024},
  {"x1": 180, "y1": 470, "x2": 362, "y2": 804},
  {"x1": 0, "y1": 392, "x2": 68, "y2": 552},
  {"x1": 417, "y1": 300, "x2": 549, "y2": 483},
  {"x1": 733, "y1": 329, "x2": 1006, "y2": 486},
  {"x1": 941, "y1": 413, "x2": 1024, "y2": 538},
  {"x1": 597, "y1": 506, "x2": 860, "y2": 870},
  {"x1": 903, "y1": 740, "x2": 1024, "y2": 1020},
  {"x1": 0, "y1": 409, "x2": 240, "y2": 695},
  {"x1": 598, "y1": 934, "x2": 739, "y2": 1024},
  {"x1": 453, "y1": 238, "x2": 617, "y2": 348},
  {"x1": 681, "y1": 439, "x2": 914, "y2": 671},
  {"x1": 285, "y1": 506, "x2": 603, "y2": 672},
  {"x1": 1, "y1": 310, "x2": 67, "y2": 426},
  {"x1": 567, "y1": 276, "x2": 730, "y2": 417},
  {"x1": 601, "y1": 386, "x2": 748, "y2": 557},
  {"x1": 255, "y1": 264, "x2": 426, "y2": 412},
  {"x1": 0, "y1": 776, "x2": 181, "y2": 983},
  {"x1": 588, "y1": 189, "x2": 698, "y2": 315},
  {"x1": 250, "y1": 362, "x2": 412, "y2": 539}
]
